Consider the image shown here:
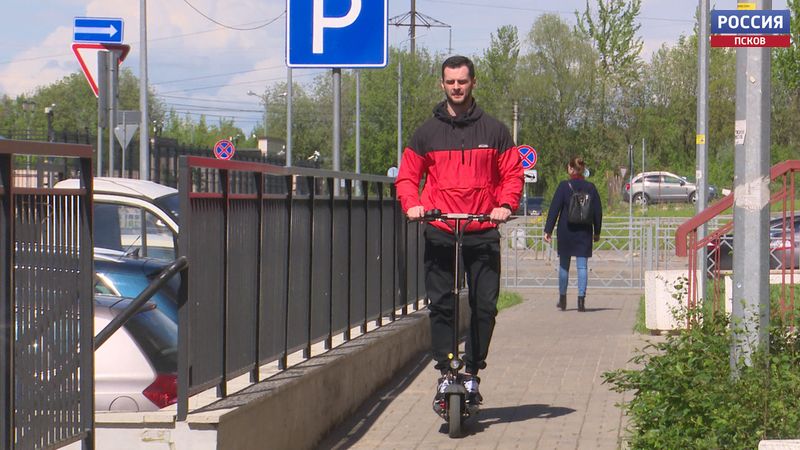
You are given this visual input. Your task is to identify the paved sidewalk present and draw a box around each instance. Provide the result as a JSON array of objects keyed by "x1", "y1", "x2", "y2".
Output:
[{"x1": 321, "y1": 289, "x2": 645, "y2": 449}]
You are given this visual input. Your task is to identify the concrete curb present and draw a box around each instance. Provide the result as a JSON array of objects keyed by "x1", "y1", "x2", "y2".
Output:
[{"x1": 214, "y1": 309, "x2": 432, "y2": 449}]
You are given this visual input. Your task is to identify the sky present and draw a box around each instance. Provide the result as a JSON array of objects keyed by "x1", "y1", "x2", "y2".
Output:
[{"x1": 0, "y1": 0, "x2": 790, "y2": 132}]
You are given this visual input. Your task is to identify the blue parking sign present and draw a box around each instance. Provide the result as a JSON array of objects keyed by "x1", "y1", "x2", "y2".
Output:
[{"x1": 287, "y1": 0, "x2": 388, "y2": 68}]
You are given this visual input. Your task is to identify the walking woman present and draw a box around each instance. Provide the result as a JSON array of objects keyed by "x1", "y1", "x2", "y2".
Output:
[{"x1": 543, "y1": 156, "x2": 603, "y2": 311}]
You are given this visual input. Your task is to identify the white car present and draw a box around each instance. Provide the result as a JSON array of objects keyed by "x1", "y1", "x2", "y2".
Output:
[
  {"x1": 55, "y1": 177, "x2": 179, "y2": 261},
  {"x1": 95, "y1": 295, "x2": 177, "y2": 411}
]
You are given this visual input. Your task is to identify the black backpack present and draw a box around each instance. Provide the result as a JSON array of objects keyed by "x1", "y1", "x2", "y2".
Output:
[{"x1": 567, "y1": 182, "x2": 593, "y2": 225}]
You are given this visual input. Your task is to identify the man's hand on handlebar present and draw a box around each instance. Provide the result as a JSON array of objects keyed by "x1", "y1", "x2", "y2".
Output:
[
  {"x1": 489, "y1": 206, "x2": 512, "y2": 224},
  {"x1": 406, "y1": 205, "x2": 426, "y2": 220}
]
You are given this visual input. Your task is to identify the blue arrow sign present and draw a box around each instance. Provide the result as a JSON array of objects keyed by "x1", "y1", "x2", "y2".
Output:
[{"x1": 73, "y1": 17, "x2": 124, "y2": 44}]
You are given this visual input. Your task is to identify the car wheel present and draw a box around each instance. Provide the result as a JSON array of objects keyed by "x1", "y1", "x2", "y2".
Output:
[
  {"x1": 689, "y1": 192, "x2": 697, "y2": 204},
  {"x1": 633, "y1": 193, "x2": 648, "y2": 206}
]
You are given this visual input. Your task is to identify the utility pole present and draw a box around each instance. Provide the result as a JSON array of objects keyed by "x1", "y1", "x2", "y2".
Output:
[
  {"x1": 731, "y1": 0, "x2": 771, "y2": 370},
  {"x1": 139, "y1": 0, "x2": 150, "y2": 180},
  {"x1": 388, "y1": 3, "x2": 450, "y2": 56},
  {"x1": 696, "y1": 0, "x2": 710, "y2": 302}
]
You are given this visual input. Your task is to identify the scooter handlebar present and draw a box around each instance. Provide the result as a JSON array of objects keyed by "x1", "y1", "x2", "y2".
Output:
[{"x1": 413, "y1": 210, "x2": 491, "y2": 223}]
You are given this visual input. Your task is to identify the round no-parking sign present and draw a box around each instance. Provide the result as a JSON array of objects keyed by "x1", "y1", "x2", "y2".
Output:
[
  {"x1": 518, "y1": 145, "x2": 537, "y2": 169},
  {"x1": 213, "y1": 139, "x2": 236, "y2": 160}
]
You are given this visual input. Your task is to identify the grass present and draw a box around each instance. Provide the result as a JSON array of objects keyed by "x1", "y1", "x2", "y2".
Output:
[
  {"x1": 634, "y1": 295, "x2": 648, "y2": 334},
  {"x1": 497, "y1": 291, "x2": 524, "y2": 312}
]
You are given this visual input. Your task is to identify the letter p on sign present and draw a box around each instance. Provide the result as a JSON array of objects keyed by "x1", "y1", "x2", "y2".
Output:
[{"x1": 313, "y1": 0, "x2": 362, "y2": 54}]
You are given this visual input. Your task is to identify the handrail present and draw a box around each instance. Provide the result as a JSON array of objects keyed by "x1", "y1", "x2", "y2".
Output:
[
  {"x1": 676, "y1": 160, "x2": 800, "y2": 256},
  {"x1": 94, "y1": 256, "x2": 188, "y2": 350}
]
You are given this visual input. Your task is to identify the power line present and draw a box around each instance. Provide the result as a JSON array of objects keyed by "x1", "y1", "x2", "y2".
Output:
[
  {"x1": 181, "y1": 0, "x2": 286, "y2": 31},
  {"x1": 158, "y1": 70, "x2": 326, "y2": 95},
  {"x1": 158, "y1": 95, "x2": 258, "y2": 106},
  {"x1": 422, "y1": 0, "x2": 695, "y2": 24},
  {"x1": 152, "y1": 64, "x2": 286, "y2": 86}
]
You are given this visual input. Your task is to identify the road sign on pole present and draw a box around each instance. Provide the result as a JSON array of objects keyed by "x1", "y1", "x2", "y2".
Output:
[
  {"x1": 73, "y1": 17, "x2": 124, "y2": 44},
  {"x1": 518, "y1": 145, "x2": 537, "y2": 169},
  {"x1": 72, "y1": 43, "x2": 130, "y2": 97},
  {"x1": 213, "y1": 140, "x2": 236, "y2": 160},
  {"x1": 287, "y1": 0, "x2": 388, "y2": 67}
]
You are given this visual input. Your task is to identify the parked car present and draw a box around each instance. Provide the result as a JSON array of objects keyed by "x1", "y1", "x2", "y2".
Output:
[
  {"x1": 706, "y1": 213, "x2": 800, "y2": 272},
  {"x1": 515, "y1": 196, "x2": 545, "y2": 216},
  {"x1": 623, "y1": 171, "x2": 718, "y2": 206},
  {"x1": 54, "y1": 177, "x2": 179, "y2": 261},
  {"x1": 94, "y1": 294, "x2": 178, "y2": 411},
  {"x1": 94, "y1": 251, "x2": 180, "y2": 322}
]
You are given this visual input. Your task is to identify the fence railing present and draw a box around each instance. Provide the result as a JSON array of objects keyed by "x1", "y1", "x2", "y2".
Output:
[
  {"x1": 176, "y1": 156, "x2": 425, "y2": 420},
  {"x1": 501, "y1": 215, "x2": 731, "y2": 289},
  {"x1": 676, "y1": 160, "x2": 799, "y2": 321},
  {"x1": 0, "y1": 140, "x2": 94, "y2": 450}
]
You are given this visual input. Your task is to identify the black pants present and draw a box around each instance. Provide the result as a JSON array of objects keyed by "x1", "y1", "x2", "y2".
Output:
[{"x1": 424, "y1": 225, "x2": 501, "y2": 375}]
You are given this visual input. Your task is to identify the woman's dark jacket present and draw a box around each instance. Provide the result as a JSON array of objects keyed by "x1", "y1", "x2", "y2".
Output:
[{"x1": 543, "y1": 177, "x2": 603, "y2": 257}]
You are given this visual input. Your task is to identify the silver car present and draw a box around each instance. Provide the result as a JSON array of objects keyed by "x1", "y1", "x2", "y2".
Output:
[{"x1": 623, "y1": 171, "x2": 708, "y2": 206}]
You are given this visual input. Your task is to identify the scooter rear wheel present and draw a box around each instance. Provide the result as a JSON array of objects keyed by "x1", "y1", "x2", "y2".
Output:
[{"x1": 447, "y1": 393, "x2": 462, "y2": 438}]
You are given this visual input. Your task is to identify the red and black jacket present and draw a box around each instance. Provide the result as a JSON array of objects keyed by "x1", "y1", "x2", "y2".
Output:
[{"x1": 396, "y1": 100, "x2": 524, "y2": 233}]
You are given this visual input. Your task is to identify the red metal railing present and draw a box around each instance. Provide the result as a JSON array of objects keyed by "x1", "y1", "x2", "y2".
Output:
[{"x1": 675, "y1": 160, "x2": 799, "y2": 325}]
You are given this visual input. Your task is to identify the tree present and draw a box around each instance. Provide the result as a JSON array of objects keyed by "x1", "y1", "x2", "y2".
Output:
[
  {"x1": 576, "y1": 0, "x2": 644, "y2": 160},
  {"x1": 517, "y1": 14, "x2": 597, "y2": 194},
  {"x1": 474, "y1": 25, "x2": 521, "y2": 128}
]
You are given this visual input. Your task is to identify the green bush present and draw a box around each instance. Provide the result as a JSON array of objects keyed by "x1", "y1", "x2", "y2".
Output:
[{"x1": 604, "y1": 311, "x2": 800, "y2": 449}]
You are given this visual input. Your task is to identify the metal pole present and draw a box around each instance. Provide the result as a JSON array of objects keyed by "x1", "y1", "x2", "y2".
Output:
[
  {"x1": 263, "y1": 94, "x2": 268, "y2": 141},
  {"x1": 641, "y1": 138, "x2": 645, "y2": 180},
  {"x1": 97, "y1": 51, "x2": 109, "y2": 177},
  {"x1": 332, "y1": 68, "x2": 341, "y2": 172},
  {"x1": 696, "y1": 0, "x2": 710, "y2": 301},
  {"x1": 108, "y1": 51, "x2": 119, "y2": 177},
  {"x1": 286, "y1": 68, "x2": 293, "y2": 167},
  {"x1": 397, "y1": 56, "x2": 403, "y2": 169},
  {"x1": 355, "y1": 71, "x2": 361, "y2": 174},
  {"x1": 139, "y1": 0, "x2": 150, "y2": 180},
  {"x1": 410, "y1": 0, "x2": 417, "y2": 56},
  {"x1": 731, "y1": 0, "x2": 771, "y2": 370}
]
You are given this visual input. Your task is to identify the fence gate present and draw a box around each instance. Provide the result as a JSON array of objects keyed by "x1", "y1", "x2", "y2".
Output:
[
  {"x1": 501, "y1": 216, "x2": 708, "y2": 290},
  {"x1": 0, "y1": 140, "x2": 94, "y2": 450}
]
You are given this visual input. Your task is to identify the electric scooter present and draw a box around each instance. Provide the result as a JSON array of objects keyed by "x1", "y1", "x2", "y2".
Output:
[{"x1": 418, "y1": 209, "x2": 490, "y2": 438}]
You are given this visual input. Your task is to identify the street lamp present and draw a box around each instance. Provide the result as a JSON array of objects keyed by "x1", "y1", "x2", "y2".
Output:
[
  {"x1": 44, "y1": 104, "x2": 55, "y2": 142},
  {"x1": 248, "y1": 90, "x2": 287, "y2": 158},
  {"x1": 21, "y1": 100, "x2": 36, "y2": 140},
  {"x1": 247, "y1": 90, "x2": 269, "y2": 141}
]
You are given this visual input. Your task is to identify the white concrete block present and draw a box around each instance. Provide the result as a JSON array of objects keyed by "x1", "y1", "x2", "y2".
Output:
[
  {"x1": 759, "y1": 440, "x2": 800, "y2": 449},
  {"x1": 645, "y1": 270, "x2": 694, "y2": 331}
]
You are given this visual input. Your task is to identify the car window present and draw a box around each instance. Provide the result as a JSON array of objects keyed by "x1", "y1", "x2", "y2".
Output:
[
  {"x1": 643, "y1": 175, "x2": 661, "y2": 183},
  {"x1": 153, "y1": 193, "x2": 179, "y2": 223},
  {"x1": 662, "y1": 176, "x2": 682, "y2": 185},
  {"x1": 98, "y1": 203, "x2": 176, "y2": 260},
  {"x1": 123, "y1": 307, "x2": 177, "y2": 374}
]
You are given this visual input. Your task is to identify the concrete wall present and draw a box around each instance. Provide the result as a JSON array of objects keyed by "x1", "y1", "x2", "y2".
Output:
[{"x1": 67, "y1": 293, "x2": 469, "y2": 450}]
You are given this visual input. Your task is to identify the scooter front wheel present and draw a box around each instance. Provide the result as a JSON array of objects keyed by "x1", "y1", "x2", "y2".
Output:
[{"x1": 447, "y1": 393, "x2": 462, "y2": 438}]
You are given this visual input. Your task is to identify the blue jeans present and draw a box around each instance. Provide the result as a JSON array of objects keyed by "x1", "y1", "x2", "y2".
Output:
[{"x1": 559, "y1": 256, "x2": 587, "y2": 296}]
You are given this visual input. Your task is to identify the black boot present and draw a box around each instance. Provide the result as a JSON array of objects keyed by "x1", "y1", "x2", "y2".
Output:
[
  {"x1": 578, "y1": 296, "x2": 586, "y2": 312},
  {"x1": 557, "y1": 294, "x2": 566, "y2": 311}
]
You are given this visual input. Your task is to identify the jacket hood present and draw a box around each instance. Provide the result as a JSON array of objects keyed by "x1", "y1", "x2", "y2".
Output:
[{"x1": 433, "y1": 100, "x2": 483, "y2": 126}]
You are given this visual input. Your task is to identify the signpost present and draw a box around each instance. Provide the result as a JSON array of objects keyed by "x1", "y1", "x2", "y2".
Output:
[
  {"x1": 73, "y1": 17, "x2": 124, "y2": 44},
  {"x1": 286, "y1": 0, "x2": 388, "y2": 67},
  {"x1": 72, "y1": 43, "x2": 130, "y2": 97},
  {"x1": 213, "y1": 140, "x2": 236, "y2": 160},
  {"x1": 518, "y1": 145, "x2": 537, "y2": 170},
  {"x1": 517, "y1": 145, "x2": 538, "y2": 216}
]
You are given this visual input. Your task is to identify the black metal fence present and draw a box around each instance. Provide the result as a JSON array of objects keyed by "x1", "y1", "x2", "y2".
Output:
[
  {"x1": 0, "y1": 140, "x2": 94, "y2": 449},
  {"x1": 177, "y1": 156, "x2": 425, "y2": 420}
]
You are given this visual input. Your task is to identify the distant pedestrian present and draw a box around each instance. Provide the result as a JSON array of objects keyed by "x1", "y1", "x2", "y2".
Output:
[{"x1": 543, "y1": 156, "x2": 603, "y2": 311}]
